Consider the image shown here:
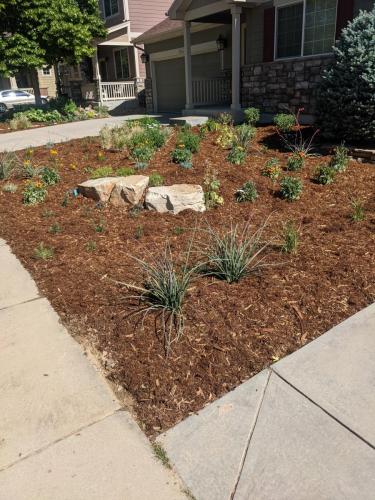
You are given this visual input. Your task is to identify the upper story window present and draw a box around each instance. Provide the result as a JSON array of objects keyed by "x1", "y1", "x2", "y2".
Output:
[
  {"x1": 104, "y1": 0, "x2": 119, "y2": 18},
  {"x1": 42, "y1": 66, "x2": 52, "y2": 76},
  {"x1": 276, "y1": 0, "x2": 338, "y2": 59}
]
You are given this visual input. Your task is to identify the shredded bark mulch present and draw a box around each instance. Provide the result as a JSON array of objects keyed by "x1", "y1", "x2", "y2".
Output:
[{"x1": 0, "y1": 126, "x2": 374, "y2": 435}]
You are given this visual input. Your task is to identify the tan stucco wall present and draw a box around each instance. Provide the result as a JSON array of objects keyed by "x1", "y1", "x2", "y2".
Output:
[{"x1": 37, "y1": 69, "x2": 57, "y2": 97}]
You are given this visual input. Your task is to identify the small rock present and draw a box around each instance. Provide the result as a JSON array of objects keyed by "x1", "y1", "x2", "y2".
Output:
[
  {"x1": 145, "y1": 184, "x2": 206, "y2": 214},
  {"x1": 78, "y1": 177, "x2": 120, "y2": 203},
  {"x1": 110, "y1": 175, "x2": 149, "y2": 207}
]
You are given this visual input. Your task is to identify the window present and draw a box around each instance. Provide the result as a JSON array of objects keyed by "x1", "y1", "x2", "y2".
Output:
[
  {"x1": 276, "y1": 0, "x2": 338, "y2": 59},
  {"x1": 42, "y1": 67, "x2": 52, "y2": 76},
  {"x1": 114, "y1": 49, "x2": 130, "y2": 79},
  {"x1": 104, "y1": 0, "x2": 119, "y2": 18}
]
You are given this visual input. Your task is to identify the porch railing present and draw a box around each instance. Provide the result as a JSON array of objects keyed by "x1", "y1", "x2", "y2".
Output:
[
  {"x1": 100, "y1": 81, "x2": 136, "y2": 101},
  {"x1": 192, "y1": 78, "x2": 231, "y2": 106}
]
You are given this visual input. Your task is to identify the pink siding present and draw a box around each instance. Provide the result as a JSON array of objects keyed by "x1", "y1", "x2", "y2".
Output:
[{"x1": 128, "y1": 0, "x2": 172, "y2": 34}]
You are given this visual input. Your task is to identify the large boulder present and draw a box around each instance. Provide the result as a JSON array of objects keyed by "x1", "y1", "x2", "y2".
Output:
[
  {"x1": 110, "y1": 175, "x2": 149, "y2": 207},
  {"x1": 78, "y1": 177, "x2": 120, "y2": 203},
  {"x1": 145, "y1": 184, "x2": 206, "y2": 214}
]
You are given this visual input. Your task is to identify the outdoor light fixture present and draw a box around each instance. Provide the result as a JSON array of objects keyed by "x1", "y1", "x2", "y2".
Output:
[
  {"x1": 216, "y1": 35, "x2": 226, "y2": 51},
  {"x1": 140, "y1": 52, "x2": 149, "y2": 64}
]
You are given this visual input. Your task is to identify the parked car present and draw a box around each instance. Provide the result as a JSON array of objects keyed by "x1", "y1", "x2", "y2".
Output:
[{"x1": 0, "y1": 90, "x2": 48, "y2": 113}]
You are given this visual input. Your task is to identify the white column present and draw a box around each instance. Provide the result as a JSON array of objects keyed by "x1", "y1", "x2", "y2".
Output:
[
  {"x1": 231, "y1": 5, "x2": 242, "y2": 112},
  {"x1": 184, "y1": 21, "x2": 193, "y2": 110},
  {"x1": 133, "y1": 45, "x2": 140, "y2": 79},
  {"x1": 9, "y1": 76, "x2": 17, "y2": 89}
]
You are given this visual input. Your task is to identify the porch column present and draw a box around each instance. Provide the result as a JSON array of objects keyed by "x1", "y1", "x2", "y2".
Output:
[
  {"x1": 184, "y1": 21, "x2": 194, "y2": 110},
  {"x1": 9, "y1": 76, "x2": 17, "y2": 89},
  {"x1": 231, "y1": 5, "x2": 242, "y2": 113}
]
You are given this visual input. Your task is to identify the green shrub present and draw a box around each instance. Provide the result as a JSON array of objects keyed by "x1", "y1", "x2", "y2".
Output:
[
  {"x1": 34, "y1": 242, "x2": 54, "y2": 260},
  {"x1": 233, "y1": 124, "x2": 256, "y2": 150},
  {"x1": 0, "y1": 151, "x2": 22, "y2": 179},
  {"x1": 279, "y1": 177, "x2": 303, "y2": 201},
  {"x1": 176, "y1": 130, "x2": 200, "y2": 153},
  {"x1": 204, "y1": 167, "x2": 223, "y2": 209},
  {"x1": 201, "y1": 118, "x2": 220, "y2": 133},
  {"x1": 286, "y1": 153, "x2": 304, "y2": 171},
  {"x1": 48, "y1": 222, "x2": 62, "y2": 234},
  {"x1": 23, "y1": 181, "x2": 47, "y2": 205},
  {"x1": 314, "y1": 164, "x2": 336, "y2": 185},
  {"x1": 227, "y1": 146, "x2": 246, "y2": 165},
  {"x1": 171, "y1": 146, "x2": 193, "y2": 168},
  {"x1": 350, "y1": 198, "x2": 365, "y2": 222},
  {"x1": 116, "y1": 167, "x2": 135, "y2": 176},
  {"x1": 62, "y1": 99, "x2": 78, "y2": 117},
  {"x1": 317, "y1": 7, "x2": 375, "y2": 141},
  {"x1": 261, "y1": 158, "x2": 282, "y2": 182},
  {"x1": 131, "y1": 145, "x2": 154, "y2": 169},
  {"x1": 330, "y1": 144, "x2": 349, "y2": 172},
  {"x1": 90, "y1": 166, "x2": 114, "y2": 178},
  {"x1": 274, "y1": 113, "x2": 295, "y2": 133},
  {"x1": 217, "y1": 112, "x2": 233, "y2": 126},
  {"x1": 40, "y1": 167, "x2": 60, "y2": 186},
  {"x1": 235, "y1": 181, "x2": 258, "y2": 203},
  {"x1": 149, "y1": 172, "x2": 164, "y2": 187},
  {"x1": 244, "y1": 107, "x2": 260, "y2": 126},
  {"x1": 281, "y1": 221, "x2": 299, "y2": 253},
  {"x1": 9, "y1": 114, "x2": 32, "y2": 130},
  {"x1": 146, "y1": 127, "x2": 169, "y2": 149}
]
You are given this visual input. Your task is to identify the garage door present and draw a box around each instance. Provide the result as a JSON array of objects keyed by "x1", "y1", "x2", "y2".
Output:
[{"x1": 155, "y1": 58, "x2": 185, "y2": 113}]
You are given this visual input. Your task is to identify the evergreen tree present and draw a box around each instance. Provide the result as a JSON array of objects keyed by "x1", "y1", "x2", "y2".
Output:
[
  {"x1": 317, "y1": 7, "x2": 375, "y2": 142},
  {"x1": 0, "y1": 0, "x2": 106, "y2": 103}
]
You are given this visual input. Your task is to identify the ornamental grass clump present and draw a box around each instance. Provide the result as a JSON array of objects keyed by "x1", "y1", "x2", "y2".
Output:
[
  {"x1": 350, "y1": 198, "x2": 366, "y2": 222},
  {"x1": 314, "y1": 164, "x2": 336, "y2": 185},
  {"x1": 279, "y1": 177, "x2": 303, "y2": 201},
  {"x1": 235, "y1": 181, "x2": 258, "y2": 203},
  {"x1": 0, "y1": 151, "x2": 22, "y2": 180},
  {"x1": 34, "y1": 242, "x2": 54, "y2": 260},
  {"x1": 286, "y1": 152, "x2": 304, "y2": 172},
  {"x1": 281, "y1": 221, "x2": 300, "y2": 254},
  {"x1": 201, "y1": 221, "x2": 271, "y2": 283}
]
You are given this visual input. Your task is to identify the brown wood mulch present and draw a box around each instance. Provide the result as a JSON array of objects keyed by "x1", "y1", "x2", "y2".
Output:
[{"x1": 0, "y1": 126, "x2": 374, "y2": 436}]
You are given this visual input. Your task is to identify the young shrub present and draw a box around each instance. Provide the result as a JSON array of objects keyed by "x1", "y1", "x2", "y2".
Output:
[
  {"x1": 204, "y1": 167, "x2": 223, "y2": 209},
  {"x1": 201, "y1": 221, "x2": 270, "y2": 283},
  {"x1": 85, "y1": 240, "x2": 97, "y2": 252},
  {"x1": 330, "y1": 144, "x2": 349, "y2": 173},
  {"x1": 40, "y1": 167, "x2": 60, "y2": 186},
  {"x1": 176, "y1": 130, "x2": 200, "y2": 153},
  {"x1": 0, "y1": 151, "x2": 22, "y2": 180},
  {"x1": 131, "y1": 145, "x2": 154, "y2": 169},
  {"x1": 149, "y1": 173, "x2": 164, "y2": 187},
  {"x1": 350, "y1": 197, "x2": 365, "y2": 222},
  {"x1": 216, "y1": 126, "x2": 235, "y2": 149},
  {"x1": 314, "y1": 164, "x2": 336, "y2": 185},
  {"x1": 235, "y1": 181, "x2": 258, "y2": 203},
  {"x1": 171, "y1": 146, "x2": 193, "y2": 168},
  {"x1": 261, "y1": 158, "x2": 282, "y2": 182},
  {"x1": 244, "y1": 107, "x2": 260, "y2": 126},
  {"x1": 227, "y1": 146, "x2": 246, "y2": 165},
  {"x1": 317, "y1": 7, "x2": 375, "y2": 141},
  {"x1": 217, "y1": 112, "x2": 233, "y2": 126},
  {"x1": 281, "y1": 221, "x2": 299, "y2": 254},
  {"x1": 146, "y1": 127, "x2": 169, "y2": 149},
  {"x1": 90, "y1": 166, "x2": 114, "y2": 179},
  {"x1": 99, "y1": 125, "x2": 113, "y2": 150},
  {"x1": 233, "y1": 124, "x2": 256, "y2": 150},
  {"x1": 279, "y1": 177, "x2": 303, "y2": 201},
  {"x1": 34, "y1": 242, "x2": 54, "y2": 260},
  {"x1": 2, "y1": 182, "x2": 18, "y2": 193},
  {"x1": 9, "y1": 114, "x2": 32, "y2": 130},
  {"x1": 286, "y1": 152, "x2": 305, "y2": 171},
  {"x1": 201, "y1": 118, "x2": 220, "y2": 133},
  {"x1": 22, "y1": 181, "x2": 47, "y2": 205},
  {"x1": 116, "y1": 167, "x2": 135, "y2": 176},
  {"x1": 48, "y1": 222, "x2": 62, "y2": 234},
  {"x1": 274, "y1": 113, "x2": 295, "y2": 133}
]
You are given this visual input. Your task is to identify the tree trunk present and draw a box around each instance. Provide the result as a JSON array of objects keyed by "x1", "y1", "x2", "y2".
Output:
[
  {"x1": 30, "y1": 68, "x2": 42, "y2": 106},
  {"x1": 54, "y1": 63, "x2": 62, "y2": 97}
]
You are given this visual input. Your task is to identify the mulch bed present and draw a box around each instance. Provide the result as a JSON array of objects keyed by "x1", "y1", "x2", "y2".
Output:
[{"x1": 0, "y1": 126, "x2": 374, "y2": 435}]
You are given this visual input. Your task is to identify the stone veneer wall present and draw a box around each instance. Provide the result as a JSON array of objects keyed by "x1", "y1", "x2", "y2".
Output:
[
  {"x1": 241, "y1": 55, "x2": 334, "y2": 117},
  {"x1": 145, "y1": 78, "x2": 154, "y2": 113}
]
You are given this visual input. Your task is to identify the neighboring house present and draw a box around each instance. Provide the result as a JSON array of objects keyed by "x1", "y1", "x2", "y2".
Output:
[
  {"x1": 136, "y1": 0, "x2": 374, "y2": 120},
  {"x1": 0, "y1": 68, "x2": 57, "y2": 98},
  {"x1": 60, "y1": 0, "x2": 171, "y2": 110}
]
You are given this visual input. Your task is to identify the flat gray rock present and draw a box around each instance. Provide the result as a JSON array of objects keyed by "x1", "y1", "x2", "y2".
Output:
[
  {"x1": 0, "y1": 244, "x2": 39, "y2": 309},
  {"x1": 0, "y1": 298, "x2": 119, "y2": 469},
  {"x1": 234, "y1": 373, "x2": 375, "y2": 500},
  {"x1": 110, "y1": 175, "x2": 149, "y2": 207},
  {"x1": 145, "y1": 184, "x2": 205, "y2": 214},
  {"x1": 273, "y1": 303, "x2": 375, "y2": 446},
  {"x1": 0, "y1": 412, "x2": 185, "y2": 500},
  {"x1": 158, "y1": 370, "x2": 269, "y2": 500}
]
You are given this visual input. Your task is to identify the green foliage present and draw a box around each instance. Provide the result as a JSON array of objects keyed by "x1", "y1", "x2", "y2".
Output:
[
  {"x1": 173, "y1": 226, "x2": 184, "y2": 236},
  {"x1": 274, "y1": 113, "x2": 295, "y2": 133},
  {"x1": 146, "y1": 127, "x2": 169, "y2": 149},
  {"x1": 201, "y1": 221, "x2": 270, "y2": 283},
  {"x1": 314, "y1": 164, "x2": 336, "y2": 185},
  {"x1": 93, "y1": 218, "x2": 105, "y2": 233},
  {"x1": 171, "y1": 146, "x2": 193, "y2": 168},
  {"x1": 116, "y1": 167, "x2": 135, "y2": 177},
  {"x1": 90, "y1": 166, "x2": 114, "y2": 179},
  {"x1": 217, "y1": 112, "x2": 233, "y2": 126},
  {"x1": 286, "y1": 152, "x2": 305, "y2": 171},
  {"x1": 130, "y1": 116, "x2": 160, "y2": 127},
  {"x1": 261, "y1": 158, "x2": 282, "y2": 182},
  {"x1": 279, "y1": 177, "x2": 303, "y2": 201},
  {"x1": 48, "y1": 222, "x2": 62, "y2": 234},
  {"x1": 232, "y1": 124, "x2": 256, "y2": 150},
  {"x1": 40, "y1": 166, "x2": 60, "y2": 186},
  {"x1": 149, "y1": 172, "x2": 164, "y2": 187},
  {"x1": 350, "y1": 198, "x2": 365, "y2": 222},
  {"x1": 34, "y1": 242, "x2": 54, "y2": 260},
  {"x1": 152, "y1": 443, "x2": 171, "y2": 469},
  {"x1": 330, "y1": 144, "x2": 349, "y2": 172},
  {"x1": 281, "y1": 221, "x2": 299, "y2": 253},
  {"x1": 317, "y1": 7, "x2": 375, "y2": 141},
  {"x1": 134, "y1": 224, "x2": 144, "y2": 240},
  {"x1": 2, "y1": 182, "x2": 17, "y2": 193},
  {"x1": 176, "y1": 130, "x2": 200, "y2": 153},
  {"x1": 235, "y1": 181, "x2": 258, "y2": 203},
  {"x1": 9, "y1": 114, "x2": 32, "y2": 130},
  {"x1": 0, "y1": 151, "x2": 22, "y2": 179},
  {"x1": 14, "y1": 108, "x2": 64, "y2": 123},
  {"x1": 85, "y1": 240, "x2": 97, "y2": 252},
  {"x1": 244, "y1": 107, "x2": 260, "y2": 126},
  {"x1": 227, "y1": 146, "x2": 246, "y2": 165},
  {"x1": 204, "y1": 167, "x2": 223, "y2": 209},
  {"x1": 131, "y1": 145, "x2": 154, "y2": 169},
  {"x1": 22, "y1": 181, "x2": 47, "y2": 205},
  {"x1": 200, "y1": 118, "x2": 220, "y2": 134}
]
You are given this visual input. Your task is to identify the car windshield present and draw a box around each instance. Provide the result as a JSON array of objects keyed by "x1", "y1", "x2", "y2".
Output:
[{"x1": 15, "y1": 91, "x2": 30, "y2": 97}]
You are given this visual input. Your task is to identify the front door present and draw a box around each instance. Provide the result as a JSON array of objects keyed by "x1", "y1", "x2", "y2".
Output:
[{"x1": 99, "y1": 60, "x2": 108, "y2": 82}]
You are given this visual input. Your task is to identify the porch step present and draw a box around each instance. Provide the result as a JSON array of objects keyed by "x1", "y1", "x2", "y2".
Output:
[{"x1": 169, "y1": 116, "x2": 209, "y2": 127}]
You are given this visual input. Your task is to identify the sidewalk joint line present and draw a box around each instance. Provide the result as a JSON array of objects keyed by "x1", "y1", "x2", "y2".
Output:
[
  {"x1": 229, "y1": 369, "x2": 272, "y2": 500},
  {"x1": 0, "y1": 295, "x2": 42, "y2": 313},
  {"x1": 272, "y1": 369, "x2": 375, "y2": 451}
]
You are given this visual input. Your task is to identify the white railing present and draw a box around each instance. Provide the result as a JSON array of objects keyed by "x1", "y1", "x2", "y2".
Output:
[
  {"x1": 19, "y1": 88, "x2": 34, "y2": 94},
  {"x1": 192, "y1": 78, "x2": 231, "y2": 106},
  {"x1": 100, "y1": 81, "x2": 136, "y2": 101}
]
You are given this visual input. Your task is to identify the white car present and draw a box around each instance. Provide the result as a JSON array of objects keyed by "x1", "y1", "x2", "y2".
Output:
[{"x1": 0, "y1": 89, "x2": 48, "y2": 113}]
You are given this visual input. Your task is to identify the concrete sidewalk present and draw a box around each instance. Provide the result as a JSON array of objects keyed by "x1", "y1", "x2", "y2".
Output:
[
  {"x1": 0, "y1": 114, "x2": 164, "y2": 152},
  {"x1": 0, "y1": 239, "x2": 185, "y2": 500},
  {"x1": 159, "y1": 303, "x2": 375, "y2": 500}
]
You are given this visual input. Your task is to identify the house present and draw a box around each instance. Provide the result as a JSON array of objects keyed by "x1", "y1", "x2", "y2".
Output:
[
  {"x1": 0, "y1": 68, "x2": 57, "y2": 98},
  {"x1": 60, "y1": 0, "x2": 172, "y2": 111},
  {"x1": 136, "y1": 0, "x2": 374, "y2": 121}
]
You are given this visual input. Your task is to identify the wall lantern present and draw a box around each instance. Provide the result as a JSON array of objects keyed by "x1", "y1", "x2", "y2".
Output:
[
  {"x1": 140, "y1": 52, "x2": 149, "y2": 64},
  {"x1": 216, "y1": 35, "x2": 227, "y2": 52}
]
